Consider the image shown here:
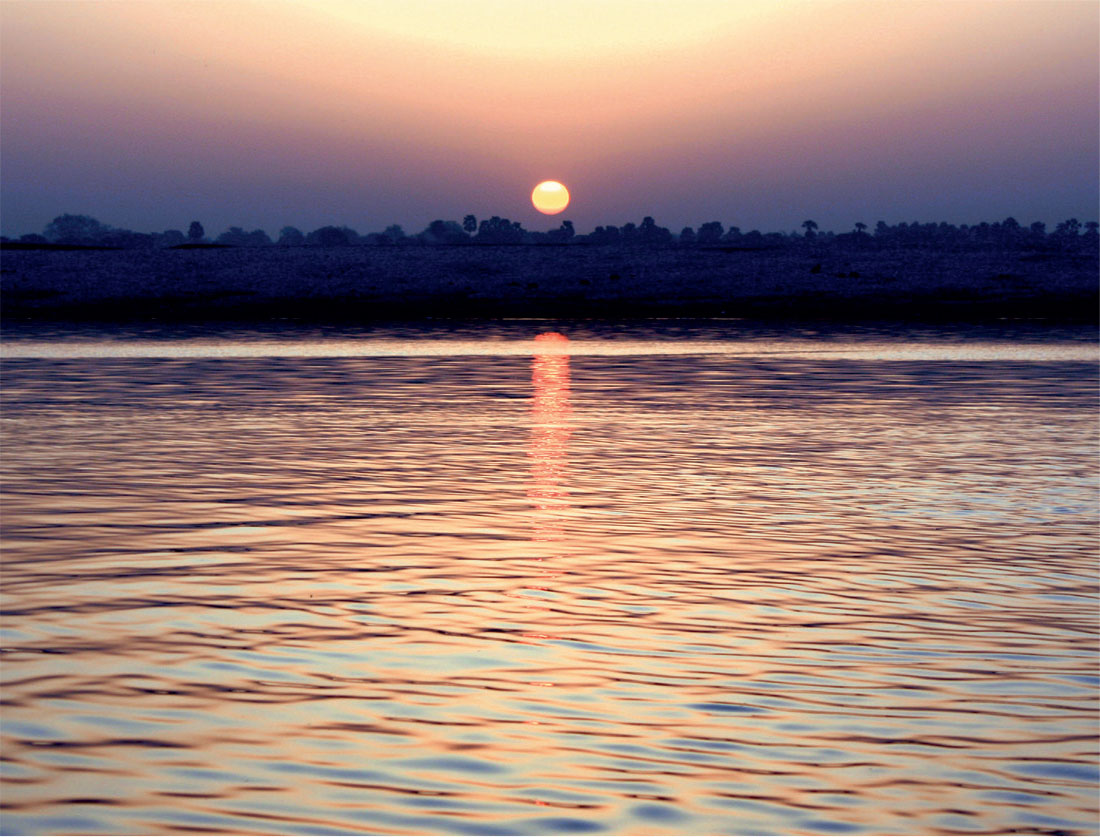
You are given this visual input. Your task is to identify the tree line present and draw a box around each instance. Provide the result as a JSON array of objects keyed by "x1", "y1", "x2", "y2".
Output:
[{"x1": 4, "y1": 213, "x2": 1097, "y2": 252}]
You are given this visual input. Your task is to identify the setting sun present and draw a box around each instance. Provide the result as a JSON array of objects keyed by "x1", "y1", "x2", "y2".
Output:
[{"x1": 531, "y1": 181, "x2": 570, "y2": 215}]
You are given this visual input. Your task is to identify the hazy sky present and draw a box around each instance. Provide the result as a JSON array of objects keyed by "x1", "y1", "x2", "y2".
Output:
[{"x1": 2, "y1": 0, "x2": 1097, "y2": 237}]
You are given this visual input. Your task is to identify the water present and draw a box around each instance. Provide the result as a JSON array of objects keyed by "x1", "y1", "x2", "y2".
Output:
[{"x1": 2, "y1": 323, "x2": 1097, "y2": 835}]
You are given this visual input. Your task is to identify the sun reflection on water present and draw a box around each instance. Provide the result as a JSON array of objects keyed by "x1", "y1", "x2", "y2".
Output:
[{"x1": 528, "y1": 332, "x2": 572, "y2": 544}]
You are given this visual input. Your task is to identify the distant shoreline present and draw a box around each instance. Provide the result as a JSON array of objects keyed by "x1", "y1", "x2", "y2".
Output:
[{"x1": 2, "y1": 245, "x2": 1096, "y2": 324}]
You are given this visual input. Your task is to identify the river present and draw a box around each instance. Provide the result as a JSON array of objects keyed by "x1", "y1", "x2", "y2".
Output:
[{"x1": 1, "y1": 322, "x2": 1097, "y2": 835}]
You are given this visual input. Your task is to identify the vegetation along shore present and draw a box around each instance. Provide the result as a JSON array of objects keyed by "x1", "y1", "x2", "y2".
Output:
[{"x1": 2, "y1": 214, "x2": 1096, "y2": 322}]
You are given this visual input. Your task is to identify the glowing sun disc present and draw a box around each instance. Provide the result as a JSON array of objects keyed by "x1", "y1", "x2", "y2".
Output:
[{"x1": 532, "y1": 181, "x2": 570, "y2": 215}]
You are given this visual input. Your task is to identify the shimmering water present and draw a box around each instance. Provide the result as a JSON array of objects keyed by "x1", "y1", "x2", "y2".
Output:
[{"x1": 2, "y1": 325, "x2": 1097, "y2": 835}]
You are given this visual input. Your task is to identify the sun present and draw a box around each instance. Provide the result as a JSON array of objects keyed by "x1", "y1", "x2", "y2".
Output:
[{"x1": 531, "y1": 181, "x2": 570, "y2": 215}]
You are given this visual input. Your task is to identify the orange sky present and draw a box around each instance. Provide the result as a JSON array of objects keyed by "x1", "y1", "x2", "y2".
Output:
[{"x1": 2, "y1": 0, "x2": 1096, "y2": 235}]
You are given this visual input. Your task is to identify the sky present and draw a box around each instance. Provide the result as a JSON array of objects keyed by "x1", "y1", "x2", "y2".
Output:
[{"x1": 2, "y1": 0, "x2": 1097, "y2": 238}]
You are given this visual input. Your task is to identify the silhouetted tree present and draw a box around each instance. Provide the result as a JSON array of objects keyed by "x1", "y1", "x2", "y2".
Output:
[
  {"x1": 1051, "y1": 218, "x2": 1083, "y2": 252},
  {"x1": 697, "y1": 221, "x2": 723, "y2": 245},
  {"x1": 1055, "y1": 218, "x2": 1081, "y2": 238},
  {"x1": 854, "y1": 222, "x2": 867, "y2": 235},
  {"x1": 381, "y1": 225, "x2": 405, "y2": 244},
  {"x1": 992, "y1": 217, "x2": 1021, "y2": 249},
  {"x1": 188, "y1": 221, "x2": 205, "y2": 242},
  {"x1": 1084, "y1": 221, "x2": 1099, "y2": 248},
  {"x1": 475, "y1": 216, "x2": 525, "y2": 244},
  {"x1": 679, "y1": 226, "x2": 695, "y2": 244},
  {"x1": 278, "y1": 226, "x2": 305, "y2": 246},
  {"x1": 216, "y1": 226, "x2": 248, "y2": 246},
  {"x1": 158, "y1": 229, "x2": 186, "y2": 248},
  {"x1": 544, "y1": 220, "x2": 575, "y2": 244},
  {"x1": 306, "y1": 225, "x2": 353, "y2": 246},
  {"x1": 587, "y1": 225, "x2": 621, "y2": 245},
  {"x1": 801, "y1": 220, "x2": 818, "y2": 238},
  {"x1": 216, "y1": 227, "x2": 272, "y2": 247},
  {"x1": 44, "y1": 214, "x2": 110, "y2": 244},
  {"x1": 636, "y1": 216, "x2": 672, "y2": 244},
  {"x1": 463, "y1": 215, "x2": 477, "y2": 235},
  {"x1": 421, "y1": 219, "x2": 468, "y2": 244}
]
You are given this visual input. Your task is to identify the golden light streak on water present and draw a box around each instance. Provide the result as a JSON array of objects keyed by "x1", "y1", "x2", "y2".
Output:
[{"x1": 529, "y1": 333, "x2": 573, "y2": 545}]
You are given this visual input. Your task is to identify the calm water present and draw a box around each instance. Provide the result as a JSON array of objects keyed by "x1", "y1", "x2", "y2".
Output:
[{"x1": 2, "y1": 324, "x2": 1097, "y2": 835}]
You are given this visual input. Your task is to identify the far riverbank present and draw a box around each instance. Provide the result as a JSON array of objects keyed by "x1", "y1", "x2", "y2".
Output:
[{"x1": 2, "y1": 245, "x2": 1096, "y2": 323}]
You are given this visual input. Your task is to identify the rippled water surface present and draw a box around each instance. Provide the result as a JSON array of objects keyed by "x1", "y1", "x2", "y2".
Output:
[{"x1": 2, "y1": 324, "x2": 1097, "y2": 835}]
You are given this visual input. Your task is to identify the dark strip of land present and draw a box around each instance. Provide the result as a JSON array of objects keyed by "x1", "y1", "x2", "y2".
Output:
[{"x1": 2, "y1": 245, "x2": 1096, "y2": 323}]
